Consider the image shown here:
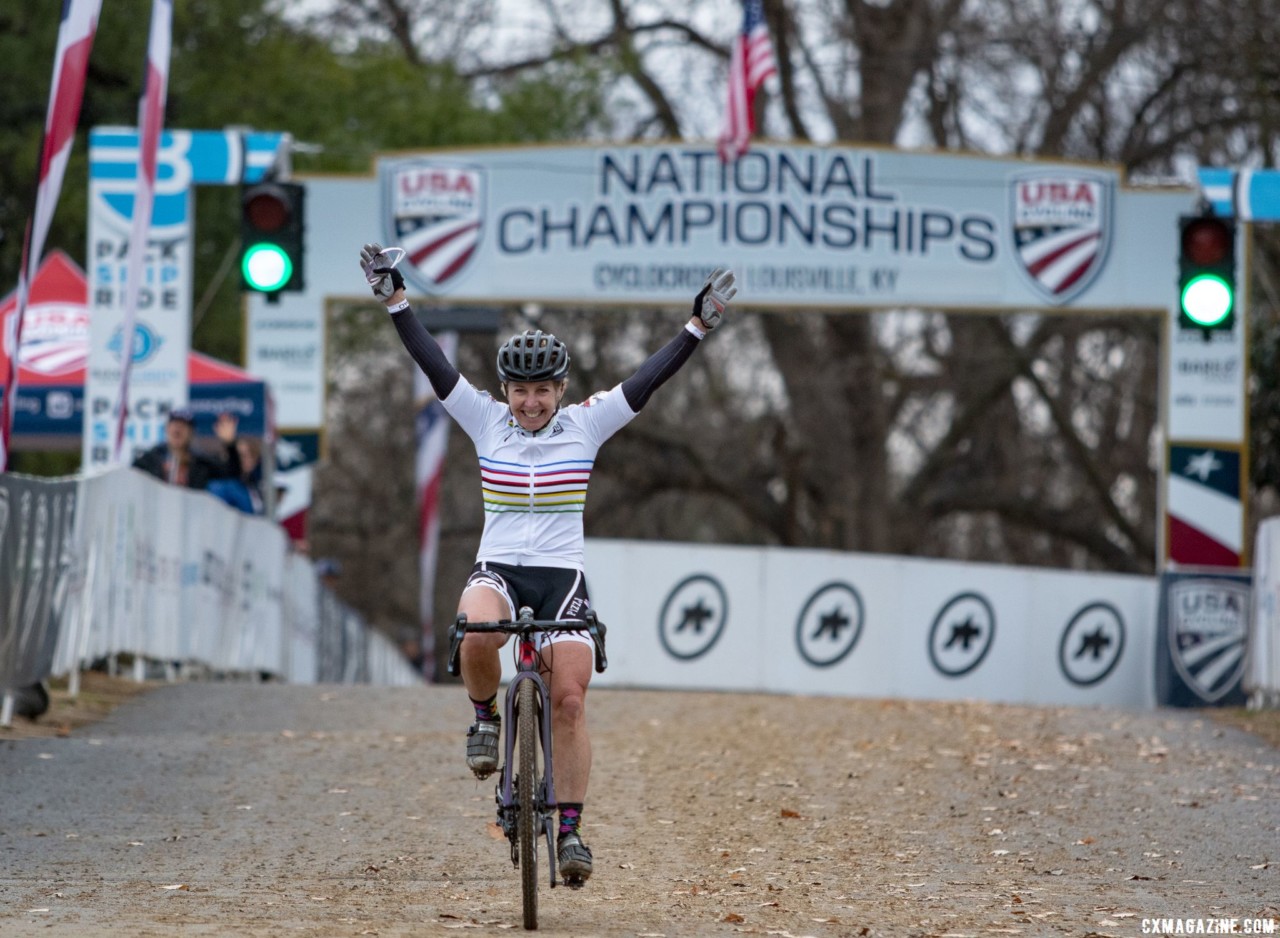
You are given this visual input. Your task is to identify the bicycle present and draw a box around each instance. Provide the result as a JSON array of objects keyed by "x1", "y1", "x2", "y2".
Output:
[{"x1": 446, "y1": 605, "x2": 608, "y2": 931}]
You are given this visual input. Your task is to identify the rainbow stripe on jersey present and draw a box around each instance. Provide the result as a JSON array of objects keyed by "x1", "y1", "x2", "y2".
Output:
[{"x1": 480, "y1": 457, "x2": 592, "y2": 513}]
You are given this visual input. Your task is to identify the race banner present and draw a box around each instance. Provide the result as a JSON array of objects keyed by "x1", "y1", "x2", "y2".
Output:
[
  {"x1": 111, "y1": 0, "x2": 174, "y2": 462},
  {"x1": 0, "y1": 473, "x2": 78, "y2": 691},
  {"x1": 84, "y1": 130, "x2": 193, "y2": 468},
  {"x1": 2, "y1": 0, "x2": 103, "y2": 469},
  {"x1": 370, "y1": 145, "x2": 1154, "y2": 310},
  {"x1": 84, "y1": 128, "x2": 287, "y2": 469}
]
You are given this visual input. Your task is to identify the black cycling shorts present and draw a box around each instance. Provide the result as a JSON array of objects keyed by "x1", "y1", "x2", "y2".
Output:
[{"x1": 464, "y1": 561, "x2": 592, "y2": 626}]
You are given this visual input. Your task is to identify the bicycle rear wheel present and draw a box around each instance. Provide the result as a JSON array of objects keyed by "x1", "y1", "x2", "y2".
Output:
[{"x1": 517, "y1": 678, "x2": 540, "y2": 930}]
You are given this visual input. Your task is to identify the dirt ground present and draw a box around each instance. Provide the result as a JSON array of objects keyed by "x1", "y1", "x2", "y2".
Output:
[{"x1": 1, "y1": 678, "x2": 1277, "y2": 937}]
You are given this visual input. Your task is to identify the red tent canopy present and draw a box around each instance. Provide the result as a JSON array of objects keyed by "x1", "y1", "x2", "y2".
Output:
[{"x1": 1, "y1": 250, "x2": 271, "y2": 447}]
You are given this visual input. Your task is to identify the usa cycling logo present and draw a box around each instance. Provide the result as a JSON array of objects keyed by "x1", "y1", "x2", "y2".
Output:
[
  {"x1": 8, "y1": 303, "x2": 88, "y2": 377},
  {"x1": 1010, "y1": 171, "x2": 1113, "y2": 304},
  {"x1": 1168, "y1": 577, "x2": 1249, "y2": 702},
  {"x1": 384, "y1": 159, "x2": 485, "y2": 294},
  {"x1": 106, "y1": 321, "x2": 164, "y2": 365}
]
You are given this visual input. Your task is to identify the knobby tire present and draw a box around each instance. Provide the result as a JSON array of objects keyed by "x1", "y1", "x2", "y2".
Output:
[{"x1": 517, "y1": 678, "x2": 539, "y2": 930}]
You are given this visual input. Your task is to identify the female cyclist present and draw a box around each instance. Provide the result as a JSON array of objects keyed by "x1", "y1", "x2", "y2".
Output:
[{"x1": 358, "y1": 242, "x2": 736, "y2": 883}]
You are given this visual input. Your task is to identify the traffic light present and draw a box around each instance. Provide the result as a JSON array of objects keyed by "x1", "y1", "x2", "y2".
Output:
[
  {"x1": 1177, "y1": 214, "x2": 1236, "y2": 333},
  {"x1": 240, "y1": 182, "x2": 305, "y2": 294}
]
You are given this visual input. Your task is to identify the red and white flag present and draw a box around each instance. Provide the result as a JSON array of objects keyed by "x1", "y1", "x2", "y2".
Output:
[
  {"x1": 717, "y1": 0, "x2": 778, "y2": 163},
  {"x1": 112, "y1": 0, "x2": 173, "y2": 463},
  {"x1": 1, "y1": 0, "x2": 102, "y2": 471},
  {"x1": 415, "y1": 332, "x2": 458, "y2": 681}
]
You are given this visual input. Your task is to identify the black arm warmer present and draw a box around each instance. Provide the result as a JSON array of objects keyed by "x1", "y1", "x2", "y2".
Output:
[
  {"x1": 390, "y1": 307, "x2": 461, "y2": 399},
  {"x1": 620, "y1": 327, "x2": 702, "y2": 412}
]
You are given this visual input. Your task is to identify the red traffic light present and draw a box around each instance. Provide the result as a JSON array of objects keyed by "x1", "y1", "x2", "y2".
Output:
[
  {"x1": 243, "y1": 185, "x2": 294, "y2": 233},
  {"x1": 1180, "y1": 216, "x2": 1232, "y2": 266}
]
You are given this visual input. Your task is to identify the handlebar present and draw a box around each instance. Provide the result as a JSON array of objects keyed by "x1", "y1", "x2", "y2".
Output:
[{"x1": 446, "y1": 606, "x2": 608, "y2": 677}]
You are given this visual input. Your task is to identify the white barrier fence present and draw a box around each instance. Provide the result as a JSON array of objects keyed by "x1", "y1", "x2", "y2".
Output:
[
  {"x1": 0, "y1": 467, "x2": 421, "y2": 718},
  {"x1": 1249, "y1": 518, "x2": 1280, "y2": 707},
  {"x1": 558, "y1": 540, "x2": 1164, "y2": 708}
]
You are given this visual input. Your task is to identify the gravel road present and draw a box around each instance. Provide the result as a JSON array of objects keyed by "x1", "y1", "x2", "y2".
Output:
[{"x1": 1, "y1": 682, "x2": 1277, "y2": 937}]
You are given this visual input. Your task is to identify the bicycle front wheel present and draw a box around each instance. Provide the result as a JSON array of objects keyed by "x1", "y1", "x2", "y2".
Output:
[{"x1": 517, "y1": 677, "x2": 540, "y2": 930}]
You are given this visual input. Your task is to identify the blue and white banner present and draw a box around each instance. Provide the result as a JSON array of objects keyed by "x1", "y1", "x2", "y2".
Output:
[
  {"x1": 1198, "y1": 167, "x2": 1280, "y2": 221},
  {"x1": 84, "y1": 128, "x2": 287, "y2": 468}
]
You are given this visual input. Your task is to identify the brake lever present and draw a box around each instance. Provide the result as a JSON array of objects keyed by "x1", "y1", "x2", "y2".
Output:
[
  {"x1": 587, "y1": 611, "x2": 608, "y2": 674},
  {"x1": 446, "y1": 614, "x2": 467, "y2": 677}
]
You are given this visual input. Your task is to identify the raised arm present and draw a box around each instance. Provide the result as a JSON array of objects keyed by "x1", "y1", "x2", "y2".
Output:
[
  {"x1": 359, "y1": 242, "x2": 460, "y2": 399},
  {"x1": 621, "y1": 268, "x2": 737, "y2": 412}
]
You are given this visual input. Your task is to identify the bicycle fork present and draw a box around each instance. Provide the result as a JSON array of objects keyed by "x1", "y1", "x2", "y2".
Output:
[{"x1": 496, "y1": 669, "x2": 561, "y2": 888}]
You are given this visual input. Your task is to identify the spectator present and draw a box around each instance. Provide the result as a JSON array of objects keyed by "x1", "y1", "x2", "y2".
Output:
[
  {"x1": 209, "y1": 437, "x2": 267, "y2": 514},
  {"x1": 133, "y1": 408, "x2": 241, "y2": 490}
]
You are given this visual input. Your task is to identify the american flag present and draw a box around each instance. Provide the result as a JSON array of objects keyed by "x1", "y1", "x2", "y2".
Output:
[
  {"x1": 112, "y1": 0, "x2": 173, "y2": 463},
  {"x1": 415, "y1": 331, "x2": 458, "y2": 681},
  {"x1": 1, "y1": 0, "x2": 102, "y2": 471},
  {"x1": 717, "y1": 0, "x2": 778, "y2": 163}
]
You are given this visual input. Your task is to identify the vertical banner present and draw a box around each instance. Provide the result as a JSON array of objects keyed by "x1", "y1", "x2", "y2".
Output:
[
  {"x1": 84, "y1": 131, "x2": 192, "y2": 468},
  {"x1": 0, "y1": 474, "x2": 78, "y2": 691},
  {"x1": 111, "y1": 0, "x2": 173, "y2": 462},
  {"x1": 82, "y1": 128, "x2": 287, "y2": 469},
  {"x1": 1, "y1": 0, "x2": 102, "y2": 469},
  {"x1": 1247, "y1": 519, "x2": 1280, "y2": 705},
  {"x1": 414, "y1": 331, "x2": 457, "y2": 679}
]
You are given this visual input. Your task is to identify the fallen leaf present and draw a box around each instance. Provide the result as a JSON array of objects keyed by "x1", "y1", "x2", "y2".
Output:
[
  {"x1": 780, "y1": 809, "x2": 801, "y2": 819},
  {"x1": 722, "y1": 913, "x2": 746, "y2": 923},
  {"x1": 160, "y1": 884, "x2": 189, "y2": 891},
  {"x1": 486, "y1": 823, "x2": 505, "y2": 841}
]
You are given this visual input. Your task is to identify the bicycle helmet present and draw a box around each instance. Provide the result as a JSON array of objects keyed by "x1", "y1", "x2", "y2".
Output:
[{"x1": 496, "y1": 330, "x2": 571, "y2": 382}]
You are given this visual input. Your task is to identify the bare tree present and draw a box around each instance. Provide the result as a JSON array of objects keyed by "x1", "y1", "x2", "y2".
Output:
[{"x1": 304, "y1": 0, "x2": 1280, "y2": 662}]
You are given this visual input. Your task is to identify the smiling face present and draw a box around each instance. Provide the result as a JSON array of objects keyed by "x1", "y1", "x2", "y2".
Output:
[{"x1": 504, "y1": 379, "x2": 567, "y2": 432}]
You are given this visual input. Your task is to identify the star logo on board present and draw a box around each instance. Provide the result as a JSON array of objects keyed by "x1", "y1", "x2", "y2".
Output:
[
  {"x1": 928, "y1": 593, "x2": 996, "y2": 677},
  {"x1": 944, "y1": 616, "x2": 983, "y2": 651},
  {"x1": 659, "y1": 574, "x2": 728, "y2": 660},
  {"x1": 795, "y1": 582, "x2": 864, "y2": 668},
  {"x1": 276, "y1": 437, "x2": 305, "y2": 467},
  {"x1": 676, "y1": 598, "x2": 715, "y2": 634},
  {"x1": 1184, "y1": 450, "x2": 1222, "y2": 482},
  {"x1": 1058, "y1": 602, "x2": 1126, "y2": 687}
]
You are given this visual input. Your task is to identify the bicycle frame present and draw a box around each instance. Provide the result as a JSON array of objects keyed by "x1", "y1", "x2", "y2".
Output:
[
  {"x1": 446, "y1": 607, "x2": 607, "y2": 892},
  {"x1": 498, "y1": 643, "x2": 558, "y2": 880}
]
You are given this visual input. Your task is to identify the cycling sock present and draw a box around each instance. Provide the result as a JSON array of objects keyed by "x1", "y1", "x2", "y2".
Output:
[
  {"x1": 470, "y1": 694, "x2": 499, "y2": 722},
  {"x1": 558, "y1": 803, "x2": 583, "y2": 837}
]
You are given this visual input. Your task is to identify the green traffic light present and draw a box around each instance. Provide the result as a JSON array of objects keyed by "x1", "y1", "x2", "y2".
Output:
[
  {"x1": 242, "y1": 242, "x2": 293, "y2": 292},
  {"x1": 1180, "y1": 273, "x2": 1234, "y2": 327}
]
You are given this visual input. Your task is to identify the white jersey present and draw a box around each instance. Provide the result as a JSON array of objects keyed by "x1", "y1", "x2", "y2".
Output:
[{"x1": 442, "y1": 376, "x2": 637, "y2": 570}]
